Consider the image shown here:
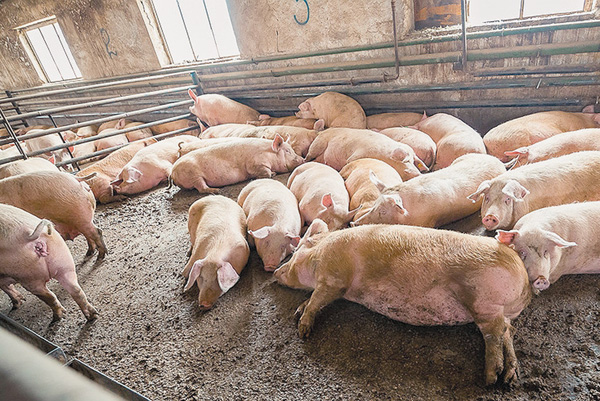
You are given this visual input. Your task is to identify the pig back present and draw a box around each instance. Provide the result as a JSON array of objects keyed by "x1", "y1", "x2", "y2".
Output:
[
  {"x1": 0, "y1": 158, "x2": 58, "y2": 179},
  {"x1": 366, "y1": 112, "x2": 424, "y2": 130}
]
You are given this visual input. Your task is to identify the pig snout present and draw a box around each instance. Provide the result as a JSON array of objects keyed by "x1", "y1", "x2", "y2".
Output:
[
  {"x1": 532, "y1": 276, "x2": 550, "y2": 291},
  {"x1": 482, "y1": 214, "x2": 500, "y2": 230}
]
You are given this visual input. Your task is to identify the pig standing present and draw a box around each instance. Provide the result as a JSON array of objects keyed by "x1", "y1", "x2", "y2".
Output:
[
  {"x1": 378, "y1": 127, "x2": 437, "y2": 169},
  {"x1": 366, "y1": 112, "x2": 424, "y2": 130},
  {"x1": 249, "y1": 115, "x2": 322, "y2": 130},
  {"x1": 496, "y1": 201, "x2": 600, "y2": 292},
  {"x1": 468, "y1": 151, "x2": 600, "y2": 231},
  {"x1": 305, "y1": 128, "x2": 427, "y2": 180},
  {"x1": 484, "y1": 111, "x2": 600, "y2": 162},
  {"x1": 353, "y1": 154, "x2": 505, "y2": 227},
  {"x1": 274, "y1": 220, "x2": 531, "y2": 385},
  {"x1": 339, "y1": 158, "x2": 403, "y2": 222},
  {"x1": 149, "y1": 119, "x2": 201, "y2": 137},
  {"x1": 0, "y1": 204, "x2": 98, "y2": 321},
  {"x1": 171, "y1": 136, "x2": 303, "y2": 193},
  {"x1": 504, "y1": 128, "x2": 600, "y2": 167},
  {"x1": 111, "y1": 135, "x2": 198, "y2": 195},
  {"x1": 188, "y1": 89, "x2": 260, "y2": 125},
  {"x1": 296, "y1": 92, "x2": 367, "y2": 129},
  {"x1": 77, "y1": 138, "x2": 157, "y2": 203},
  {"x1": 0, "y1": 157, "x2": 58, "y2": 179},
  {"x1": 237, "y1": 179, "x2": 301, "y2": 271},
  {"x1": 413, "y1": 113, "x2": 486, "y2": 170},
  {"x1": 182, "y1": 195, "x2": 249, "y2": 309},
  {"x1": 287, "y1": 162, "x2": 358, "y2": 230},
  {"x1": 0, "y1": 171, "x2": 107, "y2": 261}
]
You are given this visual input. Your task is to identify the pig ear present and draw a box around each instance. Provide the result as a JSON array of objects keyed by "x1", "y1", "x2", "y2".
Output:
[
  {"x1": 125, "y1": 167, "x2": 142, "y2": 183},
  {"x1": 383, "y1": 194, "x2": 407, "y2": 215},
  {"x1": 258, "y1": 114, "x2": 271, "y2": 120},
  {"x1": 369, "y1": 170, "x2": 387, "y2": 193},
  {"x1": 504, "y1": 147, "x2": 529, "y2": 158},
  {"x1": 217, "y1": 262, "x2": 240, "y2": 293},
  {"x1": 414, "y1": 155, "x2": 429, "y2": 172},
  {"x1": 392, "y1": 147, "x2": 410, "y2": 162},
  {"x1": 467, "y1": 180, "x2": 491, "y2": 203},
  {"x1": 304, "y1": 219, "x2": 329, "y2": 239},
  {"x1": 495, "y1": 230, "x2": 519, "y2": 246},
  {"x1": 196, "y1": 118, "x2": 207, "y2": 133},
  {"x1": 110, "y1": 178, "x2": 123, "y2": 187},
  {"x1": 582, "y1": 104, "x2": 595, "y2": 113},
  {"x1": 346, "y1": 204, "x2": 363, "y2": 222},
  {"x1": 321, "y1": 193, "x2": 335, "y2": 209},
  {"x1": 271, "y1": 134, "x2": 284, "y2": 152},
  {"x1": 298, "y1": 101, "x2": 311, "y2": 112},
  {"x1": 313, "y1": 119, "x2": 325, "y2": 131},
  {"x1": 502, "y1": 180, "x2": 530, "y2": 202},
  {"x1": 248, "y1": 226, "x2": 271, "y2": 239},
  {"x1": 184, "y1": 259, "x2": 204, "y2": 291},
  {"x1": 542, "y1": 230, "x2": 577, "y2": 249},
  {"x1": 116, "y1": 119, "x2": 127, "y2": 130},
  {"x1": 188, "y1": 88, "x2": 198, "y2": 102},
  {"x1": 48, "y1": 155, "x2": 56, "y2": 164},
  {"x1": 286, "y1": 234, "x2": 301, "y2": 248}
]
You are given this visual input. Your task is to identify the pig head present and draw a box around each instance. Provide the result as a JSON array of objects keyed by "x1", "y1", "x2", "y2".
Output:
[
  {"x1": 248, "y1": 225, "x2": 300, "y2": 271},
  {"x1": 468, "y1": 179, "x2": 530, "y2": 231},
  {"x1": 184, "y1": 259, "x2": 241, "y2": 309}
]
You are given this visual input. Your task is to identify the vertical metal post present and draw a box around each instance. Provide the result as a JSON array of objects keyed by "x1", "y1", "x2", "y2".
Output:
[
  {"x1": 0, "y1": 108, "x2": 28, "y2": 160},
  {"x1": 5, "y1": 90, "x2": 29, "y2": 127},
  {"x1": 384, "y1": 0, "x2": 400, "y2": 82},
  {"x1": 48, "y1": 114, "x2": 80, "y2": 171},
  {"x1": 201, "y1": 0, "x2": 221, "y2": 58},
  {"x1": 190, "y1": 71, "x2": 203, "y2": 95},
  {"x1": 460, "y1": 0, "x2": 468, "y2": 71},
  {"x1": 176, "y1": 0, "x2": 196, "y2": 61}
]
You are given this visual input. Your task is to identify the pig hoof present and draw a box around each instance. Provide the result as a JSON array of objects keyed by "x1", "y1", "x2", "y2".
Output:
[
  {"x1": 294, "y1": 300, "x2": 309, "y2": 322},
  {"x1": 297, "y1": 320, "x2": 312, "y2": 339},
  {"x1": 85, "y1": 305, "x2": 99, "y2": 321},
  {"x1": 52, "y1": 306, "x2": 67, "y2": 322},
  {"x1": 34, "y1": 241, "x2": 49, "y2": 257},
  {"x1": 503, "y1": 365, "x2": 518, "y2": 385}
]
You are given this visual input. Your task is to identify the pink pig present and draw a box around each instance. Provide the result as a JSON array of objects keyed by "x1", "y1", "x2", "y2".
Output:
[
  {"x1": 379, "y1": 127, "x2": 437, "y2": 169},
  {"x1": 237, "y1": 179, "x2": 302, "y2": 271},
  {"x1": 366, "y1": 112, "x2": 424, "y2": 130},
  {"x1": 296, "y1": 92, "x2": 367, "y2": 129},
  {"x1": 0, "y1": 204, "x2": 98, "y2": 321},
  {"x1": 188, "y1": 89, "x2": 260, "y2": 126}
]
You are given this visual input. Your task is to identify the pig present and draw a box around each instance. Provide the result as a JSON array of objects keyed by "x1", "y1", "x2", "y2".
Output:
[
  {"x1": 75, "y1": 125, "x2": 99, "y2": 138},
  {"x1": 237, "y1": 179, "x2": 301, "y2": 271},
  {"x1": 182, "y1": 195, "x2": 249, "y2": 309},
  {"x1": 379, "y1": 127, "x2": 437, "y2": 169},
  {"x1": 177, "y1": 137, "x2": 246, "y2": 157},
  {"x1": 77, "y1": 138, "x2": 157, "y2": 203},
  {"x1": 188, "y1": 89, "x2": 260, "y2": 125},
  {"x1": 468, "y1": 151, "x2": 600, "y2": 231},
  {"x1": 274, "y1": 219, "x2": 531, "y2": 385},
  {"x1": 249, "y1": 114, "x2": 322, "y2": 130},
  {"x1": 111, "y1": 135, "x2": 198, "y2": 195},
  {"x1": 94, "y1": 125, "x2": 129, "y2": 153},
  {"x1": 296, "y1": 92, "x2": 367, "y2": 129},
  {"x1": 287, "y1": 162, "x2": 358, "y2": 230},
  {"x1": 122, "y1": 121, "x2": 153, "y2": 142},
  {"x1": 97, "y1": 119, "x2": 132, "y2": 133},
  {"x1": 484, "y1": 110, "x2": 600, "y2": 162},
  {"x1": 0, "y1": 171, "x2": 107, "y2": 261},
  {"x1": 366, "y1": 112, "x2": 424, "y2": 130},
  {"x1": 354, "y1": 154, "x2": 506, "y2": 227},
  {"x1": 305, "y1": 128, "x2": 427, "y2": 180},
  {"x1": 413, "y1": 113, "x2": 486, "y2": 170},
  {"x1": 24, "y1": 129, "x2": 74, "y2": 168},
  {"x1": 171, "y1": 135, "x2": 303, "y2": 193},
  {"x1": 0, "y1": 204, "x2": 98, "y2": 321},
  {"x1": 339, "y1": 158, "x2": 403, "y2": 222},
  {"x1": 14, "y1": 125, "x2": 52, "y2": 136},
  {"x1": 504, "y1": 128, "x2": 600, "y2": 167},
  {"x1": 149, "y1": 119, "x2": 201, "y2": 137},
  {"x1": 200, "y1": 124, "x2": 259, "y2": 139},
  {"x1": 0, "y1": 157, "x2": 58, "y2": 179},
  {"x1": 496, "y1": 201, "x2": 600, "y2": 292},
  {"x1": 0, "y1": 143, "x2": 28, "y2": 159}
]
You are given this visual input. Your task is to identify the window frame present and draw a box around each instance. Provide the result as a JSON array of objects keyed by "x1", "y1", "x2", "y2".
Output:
[
  {"x1": 466, "y1": 0, "x2": 596, "y2": 25},
  {"x1": 15, "y1": 16, "x2": 82, "y2": 84}
]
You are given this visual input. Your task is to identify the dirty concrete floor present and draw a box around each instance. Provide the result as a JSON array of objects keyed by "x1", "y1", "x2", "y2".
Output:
[{"x1": 1, "y1": 174, "x2": 600, "y2": 401}]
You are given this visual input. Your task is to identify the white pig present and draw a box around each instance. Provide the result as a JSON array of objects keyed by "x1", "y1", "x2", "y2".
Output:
[
  {"x1": 111, "y1": 135, "x2": 198, "y2": 195},
  {"x1": 339, "y1": 158, "x2": 403, "y2": 222},
  {"x1": 287, "y1": 162, "x2": 358, "y2": 230},
  {"x1": 0, "y1": 157, "x2": 58, "y2": 179},
  {"x1": 0, "y1": 204, "x2": 98, "y2": 321},
  {"x1": 354, "y1": 154, "x2": 505, "y2": 228},
  {"x1": 413, "y1": 113, "x2": 486, "y2": 170},
  {"x1": 496, "y1": 201, "x2": 600, "y2": 292},
  {"x1": 504, "y1": 128, "x2": 600, "y2": 167},
  {"x1": 378, "y1": 127, "x2": 437, "y2": 169},
  {"x1": 468, "y1": 151, "x2": 600, "y2": 231},
  {"x1": 296, "y1": 92, "x2": 367, "y2": 129},
  {"x1": 274, "y1": 219, "x2": 531, "y2": 385},
  {"x1": 25, "y1": 129, "x2": 74, "y2": 168},
  {"x1": 237, "y1": 179, "x2": 301, "y2": 271},
  {"x1": 171, "y1": 135, "x2": 303, "y2": 193},
  {"x1": 366, "y1": 112, "x2": 424, "y2": 130},
  {"x1": 188, "y1": 89, "x2": 260, "y2": 126},
  {"x1": 182, "y1": 195, "x2": 250, "y2": 309},
  {"x1": 484, "y1": 110, "x2": 600, "y2": 162},
  {"x1": 249, "y1": 115, "x2": 322, "y2": 130},
  {"x1": 305, "y1": 128, "x2": 427, "y2": 180}
]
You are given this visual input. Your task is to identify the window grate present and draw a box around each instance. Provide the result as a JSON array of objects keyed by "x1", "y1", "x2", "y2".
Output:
[{"x1": 468, "y1": 0, "x2": 590, "y2": 24}]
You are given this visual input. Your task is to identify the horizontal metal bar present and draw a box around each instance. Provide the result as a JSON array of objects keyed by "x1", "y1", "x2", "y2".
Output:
[
  {"x1": 473, "y1": 64, "x2": 600, "y2": 76},
  {"x1": 0, "y1": 100, "x2": 193, "y2": 144},
  {"x1": 1, "y1": 85, "x2": 195, "y2": 123}
]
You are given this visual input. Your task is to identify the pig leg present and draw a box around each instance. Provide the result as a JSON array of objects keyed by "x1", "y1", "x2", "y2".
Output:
[
  {"x1": 0, "y1": 277, "x2": 26, "y2": 308},
  {"x1": 249, "y1": 164, "x2": 275, "y2": 179},
  {"x1": 82, "y1": 225, "x2": 107, "y2": 261},
  {"x1": 20, "y1": 281, "x2": 66, "y2": 321},
  {"x1": 297, "y1": 283, "x2": 345, "y2": 339},
  {"x1": 476, "y1": 315, "x2": 510, "y2": 386},
  {"x1": 502, "y1": 319, "x2": 519, "y2": 383},
  {"x1": 305, "y1": 140, "x2": 327, "y2": 162},
  {"x1": 193, "y1": 177, "x2": 219, "y2": 194},
  {"x1": 294, "y1": 298, "x2": 310, "y2": 322},
  {"x1": 55, "y1": 270, "x2": 98, "y2": 321}
]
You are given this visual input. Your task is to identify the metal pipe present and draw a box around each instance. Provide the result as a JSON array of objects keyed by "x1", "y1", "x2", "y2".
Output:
[
  {"x1": 383, "y1": 0, "x2": 400, "y2": 82},
  {"x1": 0, "y1": 101, "x2": 193, "y2": 145},
  {"x1": 474, "y1": 64, "x2": 600, "y2": 76},
  {"x1": 48, "y1": 114, "x2": 80, "y2": 171},
  {"x1": 0, "y1": 108, "x2": 27, "y2": 160},
  {"x1": 1, "y1": 86, "x2": 195, "y2": 123},
  {"x1": 460, "y1": 0, "x2": 468, "y2": 71}
]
